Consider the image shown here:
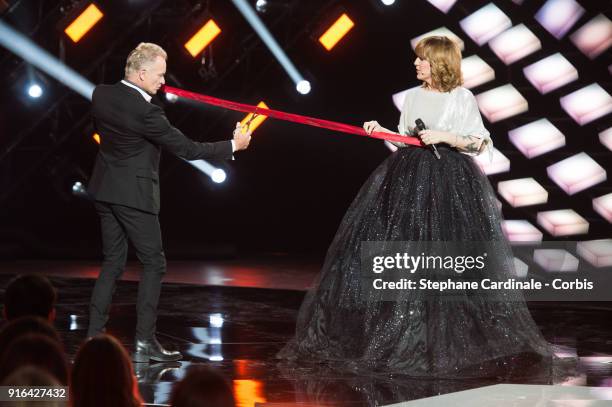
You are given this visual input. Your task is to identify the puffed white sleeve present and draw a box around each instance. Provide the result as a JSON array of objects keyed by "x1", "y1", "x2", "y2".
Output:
[
  {"x1": 391, "y1": 90, "x2": 413, "y2": 148},
  {"x1": 456, "y1": 90, "x2": 493, "y2": 158}
]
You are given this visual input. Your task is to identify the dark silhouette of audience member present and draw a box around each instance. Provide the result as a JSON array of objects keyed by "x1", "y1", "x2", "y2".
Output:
[
  {"x1": 170, "y1": 365, "x2": 235, "y2": 407},
  {"x1": 71, "y1": 334, "x2": 143, "y2": 407},
  {"x1": 3, "y1": 274, "x2": 57, "y2": 322},
  {"x1": 1, "y1": 365, "x2": 64, "y2": 407},
  {"x1": 0, "y1": 316, "x2": 60, "y2": 362},
  {"x1": 0, "y1": 334, "x2": 68, "y2": 385}
]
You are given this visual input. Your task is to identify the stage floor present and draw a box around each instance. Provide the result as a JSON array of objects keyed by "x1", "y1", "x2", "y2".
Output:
[{"x1": 1, "y1": 260, "x2": 611, "y2": 406}]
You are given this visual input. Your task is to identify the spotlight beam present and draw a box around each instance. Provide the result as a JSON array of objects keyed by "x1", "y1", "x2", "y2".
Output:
[
  {"x1": 0, "y1": 20, "x2": 94, "y2": 99},
  {"x1": 187, "y1": 159, "x2": 227, "y2": 184},
  {"x1": 229, "y1": 0, "x2": 310, "y2": 93}
]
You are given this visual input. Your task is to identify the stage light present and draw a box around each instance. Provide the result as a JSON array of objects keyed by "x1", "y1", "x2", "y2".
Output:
[
  {"x1": 569, "y1": 13, "x2": 612, "y2": 59},
  {"x1": 188, "y1": 159, "x2": 228, "y2": 183},
  {"x1": 210, "y1": 313, "x2": 224, "y2": 328},
  {"x1": 508, "y1": 119, "x2": 566, "y2": 159},
  {"x1": 513, "y1": 258, "x2": 528, "y2": 278},
  {"x1": 523, "y1": 53, "x2": 578, "y2": 94},
  {"x1": 27, "y1": 83, "x2": 42, "y2": 98},
  {"x1": 71, "y1": 181, "x2": 88, "y2": 198},
  {"x1": 426, "y1": 0, "x2": 457, "y2": 14},
  {"x1": 211, "y1": 169, "x2": 227, "y2": 184},
  {"x1": 296, "y1": 80, "x2": 311, "y2": 95},
  {"x1": 535, "y1": 0, "x2": 584, "y2": 39},
  {"x1": 560, "y1": 83, "x2": 612, "y2": 126},
  {"x1": 319, "y1": 13, "x2": 354, "y2": 51},
  {"x1": 411, "y1": 27, "x2": 464, "y2": 51},
  {"x1": 165, "y1": 92, "x2": 178, "y2": 103},
  {"x1": 498, "y1": 177, "x2": 548, "y2": 207},
  {"x1": 69, "y1": 315, "x2": 78, "y2": 331},
  {"x1": 230, "y1": 0, "x2": 310, "y2": 95},
  {"x1": 240, "y1": 102, "x2": 269, "y2": 133},
  {"x1": 381, "y1": 0, "x2": 396, "y2": 5},
  {"x1": 502, "y1": 220, "x2": 543, "y2": 243},
  {"x1": 547, "y1": 152, "x2": 606, "y2": 195},
  {"x1": 459, "y1": 3, "x2": 512, "y2": 46},
  {"x1": 233, "y1": 380, "x2": 266, "y2": 407},
  {"x1": 533, "y1": 249, "x2": 579, "y2": 272},
  {"x1": 93, "y1": 133, "x2": 101, "y2": 144},
  {"x1": 593, "y1": 193, "x2": 612, "y2": 223},
  {"x1": 537, "y1": 209, "x2": 589, "y2": 236},
  {"x1": 475, "y1": 84, "x2": 528, "y2": 123},
  {"x1": 472, "y1": 147, "x2": 510, "y2": 175},
  {"x1": 392, "y1": 86, "x2": 419, "y2": 112},
  {"x1": 64, "y1": 3, "x2": 104, "y2": 43},
  {"x1": 384, "y1": 140, "x2": 398, "y2": 152},
  {"x1": 185, "y1": 19, "x2": 221, "y2": 57},
  {"x1": 461, "y1": 55, "x2": 495, "y2": 89},
  {"x1": 186, "y1": 342, "x2": 224, "y2": 361},
  {"x1": 577, "y1": 239, "x2": 612, "y2": 267},
  {"x1": 392, "y1": 90, "x2": 407, "y2": 112},
  {"x1": 255, "y1": 0, "x2": 267, "y2": 13},
  {"x1": 488, "y1": 24, "x2": 541, "y2": 65},
  {"x1": 600, "y1": 127, "x2": 612, "y2": 151}
]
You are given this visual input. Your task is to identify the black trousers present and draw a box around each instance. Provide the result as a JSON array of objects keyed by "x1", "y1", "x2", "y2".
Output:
[{"x1": 88, "y1": 201, "x2": 166, "y2": 340}]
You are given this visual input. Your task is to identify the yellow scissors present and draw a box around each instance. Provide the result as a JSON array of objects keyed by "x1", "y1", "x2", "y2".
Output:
[{"x1": 244, "y1": 112, "x2": 259, "y2": 132}]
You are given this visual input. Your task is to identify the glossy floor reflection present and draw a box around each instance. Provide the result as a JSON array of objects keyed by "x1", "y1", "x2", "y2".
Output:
[
  {"x1": 1, "y1": 260, "x2": 611, "y2": 406},
  {"x1": 387, "y1": 384, "x2": 612, "y2": 406}
]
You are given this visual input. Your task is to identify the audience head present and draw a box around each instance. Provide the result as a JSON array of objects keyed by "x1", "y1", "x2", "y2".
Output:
[
  {"x1": 71, "y1": 334, "x2": 142, "y2": 407},
  {"x1": 0, "y1": 334, "x2": 68, "y2": 385},
  {"x1": 0, "y1": 316, "x2": 60, "y2": 362},
  {"x1": 3, "y1": 274, "x2": 57, "y2": 322},
  {"x1": 171, "y1": 365, "x2": 235, "y2": 407}
]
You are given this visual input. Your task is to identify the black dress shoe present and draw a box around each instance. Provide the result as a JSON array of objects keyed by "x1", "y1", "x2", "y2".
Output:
[{"x1": 132, "y1": 337, "x2": 182, "y2": 363}]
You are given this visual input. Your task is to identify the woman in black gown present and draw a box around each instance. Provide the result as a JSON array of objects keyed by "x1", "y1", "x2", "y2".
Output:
[{"x1": 278, "y1": 36, "x2": 553, "y2": 378}]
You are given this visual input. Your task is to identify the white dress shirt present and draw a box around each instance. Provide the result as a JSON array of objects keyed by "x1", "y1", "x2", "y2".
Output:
[{"x1": 121, "y1": 79, "x2": 152, "y2": 102}]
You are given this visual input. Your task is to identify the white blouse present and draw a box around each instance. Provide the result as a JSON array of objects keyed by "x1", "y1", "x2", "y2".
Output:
[{"x1": 396, "y1": 86, "x2": 493, "y2": 158}]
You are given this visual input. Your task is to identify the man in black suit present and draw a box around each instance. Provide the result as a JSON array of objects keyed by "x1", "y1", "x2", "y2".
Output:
[{"x1": 87, "y1": 43, "x2": 251, "y2": 362}]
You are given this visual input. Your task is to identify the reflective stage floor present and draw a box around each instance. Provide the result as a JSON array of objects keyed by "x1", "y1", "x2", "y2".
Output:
[{"x1": 1, "y1": 260, "x2": 611, "y2": 406}]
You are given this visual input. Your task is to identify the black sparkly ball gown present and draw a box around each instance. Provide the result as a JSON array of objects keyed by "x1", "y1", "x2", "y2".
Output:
[{"x1": 277, "y1": 86, "x2": 555, "y2": 378}]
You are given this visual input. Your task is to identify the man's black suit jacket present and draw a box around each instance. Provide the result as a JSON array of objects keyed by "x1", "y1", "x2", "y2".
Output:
[{"x1": 87, "y1": 81, "x2": 233, "y2": 214}]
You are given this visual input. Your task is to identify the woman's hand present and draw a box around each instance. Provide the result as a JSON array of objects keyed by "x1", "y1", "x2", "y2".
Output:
[
  {"x1": 363, "y1": 120, "x2": 381, "y2": 135},
  {"x1": 417, "y1": 129, "x2": 453, "y2": 145}
]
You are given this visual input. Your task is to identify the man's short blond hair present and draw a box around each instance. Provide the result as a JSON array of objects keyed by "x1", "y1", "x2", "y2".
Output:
[{"x1": 124, "y1": 42, "x2": 167, "y2": 77}]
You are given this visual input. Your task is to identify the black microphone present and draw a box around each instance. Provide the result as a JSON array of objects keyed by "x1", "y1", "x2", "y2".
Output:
[{"x1": 415, "y1": 118, "x2": 441, "y2": 160}]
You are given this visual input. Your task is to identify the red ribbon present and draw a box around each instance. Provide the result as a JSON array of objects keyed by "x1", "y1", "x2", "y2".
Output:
[{"x1": 163, "y1": 85, "x2": 424, "y2": 147}]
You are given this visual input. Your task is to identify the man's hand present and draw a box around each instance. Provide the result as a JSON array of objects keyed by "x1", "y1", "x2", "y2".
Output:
[{"x1": 232, "y1": 122, "x2": 252, "y2": 151}]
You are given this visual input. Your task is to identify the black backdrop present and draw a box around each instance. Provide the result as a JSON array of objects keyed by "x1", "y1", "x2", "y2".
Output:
[{"x1": 0, "y1": 0, "x2": 610, "y2": 260}]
